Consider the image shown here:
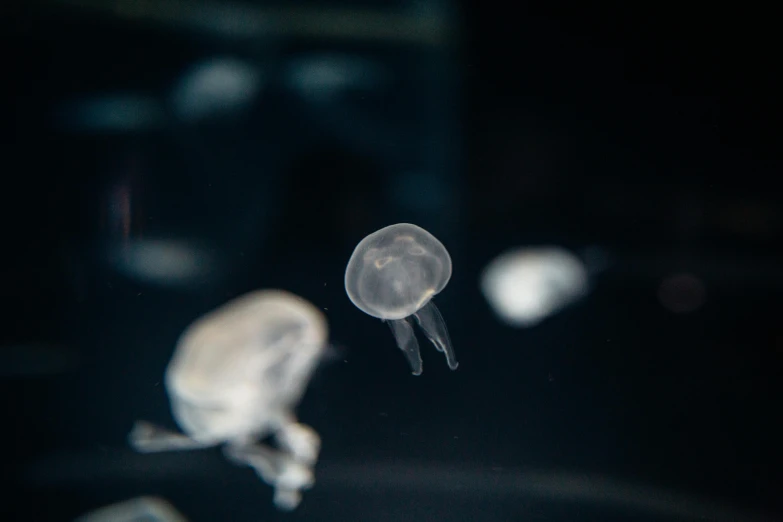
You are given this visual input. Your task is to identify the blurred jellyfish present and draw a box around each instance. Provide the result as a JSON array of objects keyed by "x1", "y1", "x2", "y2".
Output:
[
  {"x1": 55, "y1": 94, "x2": 165, "y2": 133},
  {"x1": 128, "y1": 290, "x2": 328, "y2": 510},
  {"x1": 345, "y1": 223, "x2": 457, "y2": 375},
  {"x1": 74, "y1": 496, "x2": 187, "y2": 522},
  {"x1": 480, "y1": 247, "x2": 590, "y2": 327},
  {"x1": 106, "y1": 238, "x2": 217, "y2": 287},
  {"x1": 170, "y1": 58, "x2": 264, "y2": 122},
  {"x1": 284, "y1": 53, "x2": 389, "y2": 103}
]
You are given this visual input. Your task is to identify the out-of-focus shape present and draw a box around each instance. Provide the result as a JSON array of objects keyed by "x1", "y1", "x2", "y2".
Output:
[
  {"x1": 106, "y1": 239, "x2": 216, "y2": 287},
  {"x1": 102, "y1": 166, "x2": 144, "y2": 242},
  {"x1": 56, "y1": 0, "x2": 453, "y2": 45},
  {"x1": 657, "y1": 273, "x2": 706, "y2": 314},
  {"x1": 74, "y1": 496, "x2": 187, "y2": 522},
  {"x1": 481, "y1": 247, "x2": 589, "y2": 327},
  {"x1": 171, "y1": 58, "x2": 263, "y2": 122},
  {"x1": 284, "y1": 53, "x2": 389, "y2": 104},
  {"x1": 128, "y1": 290, "x2": 328, "y2": 511},
  {"x1": 55, "y1": 94, "x2": 164, "y2": 133},
  {"x1": 0, "y1": 344, "x2": 79, "y2": 377}
]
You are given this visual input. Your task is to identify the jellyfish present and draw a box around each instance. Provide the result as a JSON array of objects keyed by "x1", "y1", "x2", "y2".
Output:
[
  {"x1": 345, "y1": 223, "x2": 457, "y2": 375},
  {"x1": 128, "y1": 290, "x2": 328, "y2": 511},
  {"x1": 480, "y1": 246, "x2": 590, "y2": 327}
]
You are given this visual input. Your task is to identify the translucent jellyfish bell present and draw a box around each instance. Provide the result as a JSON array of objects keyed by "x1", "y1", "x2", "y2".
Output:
[
  {"x1": 128, "y1": 290, "x2": 328, "y2": 511},
  {"x1": 345, "y1": 223, "x2": 457, "y2": 375}
]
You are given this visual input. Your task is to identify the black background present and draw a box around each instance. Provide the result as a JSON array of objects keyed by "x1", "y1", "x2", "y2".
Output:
[{"x1": 3, "y1": 1, "x2": 781, "y2": 521}]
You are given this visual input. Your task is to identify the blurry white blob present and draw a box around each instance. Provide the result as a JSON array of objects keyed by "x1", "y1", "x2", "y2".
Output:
[
  {"x1": 0, "y1": 344, "x2": 79, "y2": 377},
  {"x1": 284, "y1": 53, "x2": 389, "y2": 103},
  {"x1": 106, "y1": 239, "x2": 215, "y2": 287},
  {"x1": 55, "y1": 94, "x2": 164, "y2": 132},
  {"x1": 171, "y1": 58, "x2": 263, "y2": 122},
  {"x1": 480, "y1": 247, "x2": 589, "y2": 327},
  {"x1": 658, "y1": 273, "x2": 706, "y2": 313},
  {"x1": 128, "y1": 290, "x2": 328, "y2": 510},
  {"x1": 74, "y1": 496, "x2": 187, "y2": 522}
]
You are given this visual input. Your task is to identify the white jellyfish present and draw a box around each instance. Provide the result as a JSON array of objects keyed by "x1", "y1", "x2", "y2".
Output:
[
  {"x1": 480, "y1": 247, "x2": 590, "y2": 327},
  {"x1": 128, "y1": 290, "x2": 328, "y2": 510},
  {"x1": 345, "y1": 223, "x2": 457, "y2": 375}
]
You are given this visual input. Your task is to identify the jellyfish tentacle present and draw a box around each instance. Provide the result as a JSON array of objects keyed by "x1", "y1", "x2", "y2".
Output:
[
  {"x1": 413, "y1": 300, "x2": 458, "y2": 370},
  {"x1": 386, "y1": 318, "x2": 423, "y2": 375}
]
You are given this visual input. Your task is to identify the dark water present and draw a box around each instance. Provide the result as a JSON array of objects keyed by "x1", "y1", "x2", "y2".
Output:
[{"x1": 3, "y1": 2, "x2": 781, "y2": 521}]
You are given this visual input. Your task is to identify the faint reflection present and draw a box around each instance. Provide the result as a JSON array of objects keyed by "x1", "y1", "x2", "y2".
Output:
[
  {"x1": 28, "y1": 454, "x2": 776, "y2": 522},
  {"x1": 103, "y1": 165, "x2": 144, "y2": 242},
  {"x1": 75, "y1": 496, "x2": 187, "y2": 522}
]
